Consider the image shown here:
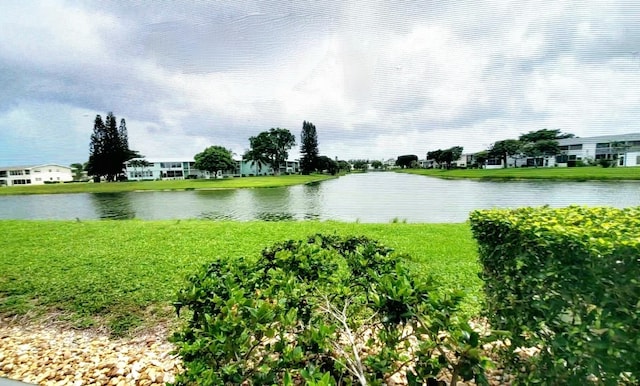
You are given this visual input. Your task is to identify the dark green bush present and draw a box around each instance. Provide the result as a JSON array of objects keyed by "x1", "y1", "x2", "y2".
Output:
[
  {"x1": 170, "y1": 234, "x2": 492, "y2": 385},
  {"x1": 470, "y1": 206, "x2": 640, "y2": 385}
]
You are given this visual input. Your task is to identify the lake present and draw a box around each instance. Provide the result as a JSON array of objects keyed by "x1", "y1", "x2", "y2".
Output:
[{"x1": 1, "y1": 172, "x2": 639, "y2": 222}]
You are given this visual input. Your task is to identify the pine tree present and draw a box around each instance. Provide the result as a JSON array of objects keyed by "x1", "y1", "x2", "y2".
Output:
[
  {"x1": 300, "y1": 121, "x2": 319, "y2": 174},
  {"x1": 86, "y1": 112, "x2": 140, "y2": 181}
]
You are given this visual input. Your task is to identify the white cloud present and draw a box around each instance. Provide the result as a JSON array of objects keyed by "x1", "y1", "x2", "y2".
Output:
[{"x1": 1, "y1": 0, "x2": 639, "y2": 166}]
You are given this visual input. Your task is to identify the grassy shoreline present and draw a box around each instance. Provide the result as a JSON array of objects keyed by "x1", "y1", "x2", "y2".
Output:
[
  {"x1": 0, "y1": 174, "x2": 336, "y2": 196},
  {"x1": 0, "y1": 220, "x2": 481, "y2": 336},
  {"x1": 398, "y1": 166, "x2": 640, "y2": 181}
]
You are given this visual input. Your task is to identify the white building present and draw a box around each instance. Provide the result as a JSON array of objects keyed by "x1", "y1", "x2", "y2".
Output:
[
  {"x1": 483, "y1": 133, "x2": 640, "y2": 169},
  {"x1": 556, "y1": 133, "x2": 640, "y2": 167},
  {"x1": 0, "y1": 164, "x2": 73, "y2": 186},
  {"x1": 124, "y1": 158, "x2": 300, "y2": 181}
]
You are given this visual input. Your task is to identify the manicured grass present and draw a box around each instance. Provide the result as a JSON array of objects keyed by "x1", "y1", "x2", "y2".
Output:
[
  {"x1": 0, "y1": 220, "x2": 481, "y2": 335},
  {"x1": 398, "y1": 166, "x2": 640, "y2": 180},
  {"x1": 0, "y1": 174, "x2": 336, "y2": 196}
]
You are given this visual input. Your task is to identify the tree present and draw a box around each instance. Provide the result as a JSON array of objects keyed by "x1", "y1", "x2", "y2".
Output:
[
  {"x1": 300, "y1": 121, "x2": 319, "y2": 175},
  {"x1": 473, "y1": 151, "x2": 489, "y2": 169},
  {"x1": 317, "y1": 155, "x2": 338, "y2": 175},
  {"x1": 127, "y1": 158, "x2": 151, "y2": 179},
  {"x1": 519, "y1": 129, "x2": 574, "y2": 143},
  {"x1": 371, "y1": 160, "x2": 383, "y2": 169},
  {"x1": 396, "y1": 154, "x2": 418, "y2": 168},
  {"x1": 86, "y1": 112, "x2": 140, "y2": 181},
  {"x1": 427, "y1": 150, "x2": 444, "y2": 168},
  {"x1": 489, "y1": 139, "x2": 522, "y2": 168},
  {"x1": 194, "y1": 146, "x2": 235, "y2": 178},
  {"x1": 70, "y1": 163, "x2": 85, "y2": 181},
  {"x1": 522, "y1": 140, "x2": 560, "y2": 167},
  {"x1": 518, "y1": 129, "x2": 573, "y2": 167},
  {"x1": 350, "y1": 159, "x2": 369, "y2": 171},
  {"x1": 336, "y1": 160, "x2": 350, "y2": 173},
  {"x1": 247, "y1": 128, "x2": 296, "y2": 175},
  {"x1": 440, "y1": 146, "x2": 464, "y2": 169},
  {"x1": 243, "y1": 148, "x2": 268, "y2": 176}
]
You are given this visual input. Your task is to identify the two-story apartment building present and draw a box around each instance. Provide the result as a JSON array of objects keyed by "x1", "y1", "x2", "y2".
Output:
[
  {"x1": 556, "y1": 133, "x2": 640, "y2": 167},
  {"x1": 124, "y1": 158, "x2": 300, "y2": 181},
  {"x1": 481, "y1": 133, "x2": 640, "y2": 169},
  {"x1": 0, "y1": 164, "x2": 73, "y2": 186}
]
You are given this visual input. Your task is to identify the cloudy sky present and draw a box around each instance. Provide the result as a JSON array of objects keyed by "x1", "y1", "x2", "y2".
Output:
[{"x1": 1, "y1": 1, "x2": 639, "y2": 166}]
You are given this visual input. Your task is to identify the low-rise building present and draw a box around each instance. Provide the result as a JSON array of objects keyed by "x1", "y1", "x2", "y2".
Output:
[
  {"x1": 484, "y1": 133, "x2": 640, "y2": 168},
  {"x1": 556, "y1": 133, "x2": 640, "y2": 167},
  {"x1": 124, "y1": 158, "x2": 300, "y2": 181},
  {"x1": 0, "y1": 164, "x2": 73, "y2": 186}
]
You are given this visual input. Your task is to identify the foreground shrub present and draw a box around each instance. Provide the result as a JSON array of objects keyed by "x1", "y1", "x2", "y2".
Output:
[
  {"x1": 170, "y1": 234, "x2": 492, "y2": 385},
  {"x1": 470, "y1": 206, "x2": 640, "y2": 385}
]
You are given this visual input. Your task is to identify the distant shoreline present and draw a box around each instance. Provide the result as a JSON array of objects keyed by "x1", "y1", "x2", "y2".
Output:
[
  {"x1": 396, "y1": 166, "x2": 640, "y2": 181},
  {"x1": 0, "y1": 174, "x2": 337, "y2": 196}
]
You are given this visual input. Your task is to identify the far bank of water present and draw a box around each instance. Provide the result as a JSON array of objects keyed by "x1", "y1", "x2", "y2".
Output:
[{"x1": 1, "y1": 172, "x2": 639, "y2": 222}]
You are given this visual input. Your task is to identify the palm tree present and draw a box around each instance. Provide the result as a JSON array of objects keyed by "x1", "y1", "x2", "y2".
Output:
[
  {"x1": 243, "y1": 149, "x2": 267, "y2": 176},
  {"x1": 139, "y1": 159, "x2": 151, "y2": 179},
  {"x1": 69, "y1": 163, "x2": 85, "y2": 181}
]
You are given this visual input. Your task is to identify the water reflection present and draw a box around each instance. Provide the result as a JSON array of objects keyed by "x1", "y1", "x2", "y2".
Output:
[
  {"x1": 90, "y1": 193, "x2": 135, "y2": 219},
  {"x1": 198, "y1": 212, "x2": 235, "y2": 220},
  {"x1": 2, "y1": 173, "x2": 640, "y2": 222}
]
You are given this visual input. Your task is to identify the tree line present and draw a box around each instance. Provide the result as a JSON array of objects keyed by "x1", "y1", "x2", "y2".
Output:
[
  {"x1": 396, "y1": 129, "x2": 577, "y2": 170},
  {"x1": 85, "y1": 113, "x2": 352, "y2": 181}
]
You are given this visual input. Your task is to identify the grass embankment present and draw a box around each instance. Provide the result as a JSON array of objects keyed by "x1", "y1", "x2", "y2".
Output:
[
  {"x1": 0, "y1": 221, "x2": 481, "y2": 336},
  {"x1": 398, "y1": 166, "x2": 640, "y2": 180},
  {"x1": 0, "y1": 174, "x2": 335, "y2": 196}
]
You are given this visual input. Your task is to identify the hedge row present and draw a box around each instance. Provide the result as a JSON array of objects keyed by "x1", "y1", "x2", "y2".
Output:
[{"x1": 470, "y1": 206, "x2": 640, "y2": 385}]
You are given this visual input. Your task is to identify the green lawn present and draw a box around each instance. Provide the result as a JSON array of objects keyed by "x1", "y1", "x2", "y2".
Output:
[
  {"x1": 0, "y1": 174, "x2": 336, "y2": 196},
  {"x1": 398, "y1": 166, "x2": 640, "y2": 180},
  {"x1": 0, "y1": 220, "x2": 481, "y2": 335}
]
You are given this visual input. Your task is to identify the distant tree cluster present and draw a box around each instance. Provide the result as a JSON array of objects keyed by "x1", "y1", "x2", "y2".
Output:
[
  {"x1": 426, "y1": 146, "x2": 463, "y2": 169},
  {"x1": 86, "y1": 112, "x2": 140, "y2": 182},
  {"x1": 395, "y1": 154, "x2": 418, "y2": 169},
  {"x1": 244, "y1": 128, "x2": 296, "y2": 176},
  {"x1": 487, "y1": 129, "x2": 573, "y2": 168}
]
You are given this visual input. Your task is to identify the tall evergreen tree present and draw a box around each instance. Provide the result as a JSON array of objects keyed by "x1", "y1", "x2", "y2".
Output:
[
  {"x1": 86, "y1": 112, "x2": 140, "y2": 182},
  {"x1": 300, "y1": 121, "x2": 319, "y2": 174}
]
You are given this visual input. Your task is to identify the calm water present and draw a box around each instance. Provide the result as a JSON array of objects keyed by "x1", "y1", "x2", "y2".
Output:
[{"x1": 1, "y1": 172, "x2": 639, "y2": 222}]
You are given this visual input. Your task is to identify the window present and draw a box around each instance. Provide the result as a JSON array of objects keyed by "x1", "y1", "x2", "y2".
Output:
[
  {"x1": 568, "y1": 144, "x2": 583, "y2": 150},
  {"x1": 596, "y1": 143, "x2": 610, "y2": 148},
  {"x1": 160, "y1": 162, "x2": 182, "y2": 169},
  {"x1": 34, "y1": 169, "x2": 41, "y2": 173},
  {"x1": 166, "y1": 170, "x2": 183, "y2": 177},
  {"x1": 0, "y1": 171, "x2": 6, "y2": 177},
  {"x1": 559, "y1": 145, "x2": 569, "y2": 151},
  {"x1": 25, "y1": 170, "x2": 31, "y2": 175},
  {"x1": 10, "y1": 170, "x2": 24, "y2": 176},
  {"x1": 130, "y1": 171, "x2": 154, "y2": 178},
  {"x1": 637, "y1": 156, "x2": 640, "y2": 165},
  {"x1": 13, "y1": 179, "x2": 31, "y2": 185},
  {"x1": 36, "y1": 178, "x2": 41, "y2": 181}
]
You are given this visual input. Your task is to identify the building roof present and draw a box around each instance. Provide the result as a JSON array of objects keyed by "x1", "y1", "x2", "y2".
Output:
[
  {"x1": 0, "y1": 164, "x2": 71, "y2": 170},
  {"x1": 558, "y1": 133, "x2": 640, "y2": 145}
]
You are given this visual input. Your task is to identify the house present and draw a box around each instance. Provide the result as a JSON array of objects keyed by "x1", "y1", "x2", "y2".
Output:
[
  {"x1": 0, "y1": 164, "x2": 73, "y2": 186},
  {"x1": 124, "y1": 158, "x2": 300, "y2": 181}
]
